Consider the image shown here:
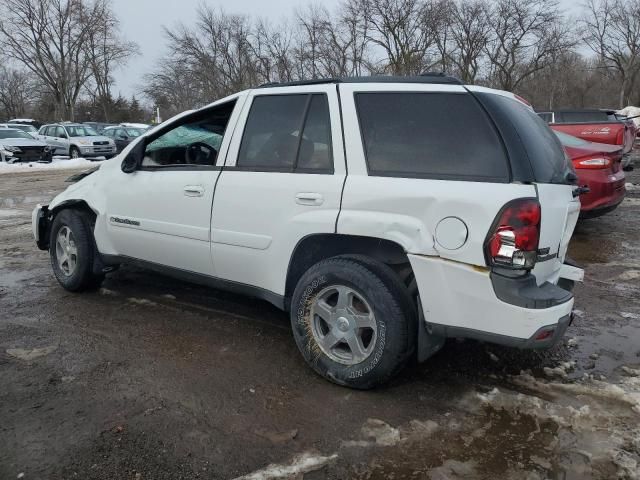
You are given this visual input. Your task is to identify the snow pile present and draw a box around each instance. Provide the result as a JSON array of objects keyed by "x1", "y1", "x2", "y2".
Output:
[
  {"x1": 0, "y1": 157, "x2": 98, "y2": 174},
  {"x1": 233, "y1": 452, "x2": 338, "y2": 480},
  {"x1": 471, "y1": 370, "x2": 640, "y2": 479}
]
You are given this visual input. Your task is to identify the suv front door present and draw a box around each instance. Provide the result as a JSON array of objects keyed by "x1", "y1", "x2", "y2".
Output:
[
  {"x1": 210, "y1": 86, "x2": 346, "y2": 295},
  {"x1": 102, "y1": 96, "x2": 245, "y2": 276}
]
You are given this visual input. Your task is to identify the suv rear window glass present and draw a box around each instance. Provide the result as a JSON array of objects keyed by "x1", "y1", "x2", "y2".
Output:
[
  {"x1": 478, "y1": 94, "x2": 571, "y2": 184},
  {"x1": 355, "y1": 93, "x2": 509, "y2": 182}
]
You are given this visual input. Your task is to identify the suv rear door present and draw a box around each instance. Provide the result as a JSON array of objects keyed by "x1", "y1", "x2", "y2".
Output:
[{"x1": 210, "y1": 85, "x2": 346, "y2": 295}]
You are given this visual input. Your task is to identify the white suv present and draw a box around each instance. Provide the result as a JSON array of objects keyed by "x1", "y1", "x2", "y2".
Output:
[{"x1": 32, "y1": 75, "x2": 584, "y2": 389}]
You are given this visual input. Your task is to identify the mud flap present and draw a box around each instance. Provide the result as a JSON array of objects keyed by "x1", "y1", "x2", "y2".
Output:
[{"x1": 416, "y1": 296, "x2": 445, "y2": 363}]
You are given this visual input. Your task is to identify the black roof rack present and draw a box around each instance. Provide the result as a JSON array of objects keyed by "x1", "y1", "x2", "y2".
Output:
[{"x1": 258, "y1": 73, "x2": 463, "y2": 88}]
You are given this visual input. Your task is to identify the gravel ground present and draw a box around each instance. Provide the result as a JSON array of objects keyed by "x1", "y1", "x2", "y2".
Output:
[{"x1": 1, "y1": 166, "x2": 639, "y2": 480}]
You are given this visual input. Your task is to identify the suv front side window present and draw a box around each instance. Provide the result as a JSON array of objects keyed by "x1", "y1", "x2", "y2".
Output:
[{"x1": 141, "y1": 100, "x2": 236, "y2": 168}]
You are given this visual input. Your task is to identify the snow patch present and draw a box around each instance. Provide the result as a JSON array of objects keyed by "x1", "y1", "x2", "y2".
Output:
[
  {"x1": 619, "y1": 270, "x2": 640, "y2": 282},
  {"x1": 471, "y1": 372, "x2": 640, "y2": 479},
  {"x1": 0, "y1": 157, "x2": 99, "y2": 174},
  {"x1": 233, "y1": 452, "x2": 337, "y2": 480},
  {"x1": 6, "y1": 345, "x2": 57, "y2": 361},
  {"x1": 127, "y1": 297, "x2": 157, "y2": 306},
  {"x1": 360, "y1": 418, "x2": 401, "y2": 446}
]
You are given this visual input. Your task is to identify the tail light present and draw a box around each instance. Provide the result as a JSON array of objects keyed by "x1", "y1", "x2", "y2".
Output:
[
  {"x1": 485, "y1": 199, "x2": 541, "y2": 270},
  {"x1": 574, "y1": 157, "x2": 611, "y2": 169}
]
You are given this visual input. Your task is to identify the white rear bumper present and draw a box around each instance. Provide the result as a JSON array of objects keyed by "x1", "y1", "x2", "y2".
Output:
[{"x1": 410, "y1": 254, "x2": 580, "y2": 343}]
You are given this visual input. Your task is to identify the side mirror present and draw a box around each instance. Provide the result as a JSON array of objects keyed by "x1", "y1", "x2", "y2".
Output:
[
  {"x1": 118, "y1": 135, "x2": 128, "y2": 141},
  {"x1": 60, "y1": 133, "x2": 68, "y2": 139},
  {"x1": 121, "y1": 139, "x2": 145, "y2": 173}
]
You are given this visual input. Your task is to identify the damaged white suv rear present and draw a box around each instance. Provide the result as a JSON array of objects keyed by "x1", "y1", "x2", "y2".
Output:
[{"x1": 32, "y1": 75, "x2": 584, "y2": 389}]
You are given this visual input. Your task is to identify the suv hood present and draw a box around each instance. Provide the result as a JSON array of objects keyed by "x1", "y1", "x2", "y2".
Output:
[{"x1": 0, "y1": 138, "x2": 48, "y2": 147}]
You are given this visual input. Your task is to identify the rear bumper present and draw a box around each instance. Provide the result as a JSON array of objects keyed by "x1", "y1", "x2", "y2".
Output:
[
  {"x1": 577, "y1": 168, "x2": 625, "y2": 213},
  {"x1": 410, "y1": 255, "x2": 582, "y2": 358}
]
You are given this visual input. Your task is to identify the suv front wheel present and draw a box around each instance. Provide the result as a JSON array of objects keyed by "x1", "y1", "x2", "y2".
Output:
[
  {"x1": 290, "y1": 255, "x2": 414, "y2": 389},
  {"x1": 50, "y1": 209, "x2": 104, "y2": 291}
]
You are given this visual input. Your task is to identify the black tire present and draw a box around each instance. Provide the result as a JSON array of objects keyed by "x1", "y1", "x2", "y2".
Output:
[
  {"x1": 290, "y1": 255, "x2": 415, "y2": 389},
  {"x1": 50, "y1": 209, "x2": 104, "y2": 291},
  {"x1": 69, "y1": 146, "x2": 80, "y2": 159}
]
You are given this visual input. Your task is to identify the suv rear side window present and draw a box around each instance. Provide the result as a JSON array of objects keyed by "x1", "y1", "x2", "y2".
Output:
[
  {"x1": 478, "y1": 94, "x2": 571, "y2": 184},
  {"x1": 237, "y1": 94, "x2": 333, "y2": 173},
  {"x1": 355, "y1": 93, "x2": 509, "y2": 182}
]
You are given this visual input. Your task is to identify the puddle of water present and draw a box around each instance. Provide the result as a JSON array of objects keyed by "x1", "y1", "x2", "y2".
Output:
[
  {"x1": 569, "y1": 235, "x2": 622, "y2": 264},
  {"x1": 0, "y1": 270, "x2": 34, "y2": 287}
]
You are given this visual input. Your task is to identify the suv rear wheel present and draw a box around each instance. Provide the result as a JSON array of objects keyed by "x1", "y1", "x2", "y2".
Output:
[
  {"x1": 290, "y1": 255, "x2": 414, "y2": 389},
  {"x1": 50, "y1": 209, "x2": 103, "y2": 291}
]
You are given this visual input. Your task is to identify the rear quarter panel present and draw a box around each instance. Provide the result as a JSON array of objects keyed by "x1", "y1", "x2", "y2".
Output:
[{"x1": 336, "y1": 83, "x2": 537, "y2": 265}]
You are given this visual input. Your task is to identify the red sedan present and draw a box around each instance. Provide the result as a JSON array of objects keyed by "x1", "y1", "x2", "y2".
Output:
[{"x1": 554, "y1": 130, "x2": 626, "y2": 218}]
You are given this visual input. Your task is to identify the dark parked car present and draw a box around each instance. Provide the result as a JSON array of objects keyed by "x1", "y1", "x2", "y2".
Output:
[
  {"x1": 102, "y1": 126, "x2": 146, "y2": 153},
  {"x1": 83, "y1": 122, "x2": 118, "y2": 134}
]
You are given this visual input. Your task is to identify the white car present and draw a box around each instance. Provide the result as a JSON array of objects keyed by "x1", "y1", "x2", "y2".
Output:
[
  {"x1": 38, "y1": 123, "x2": 117, "y2": 159},
  {"x1": 32, "y1": 75, "x2": 584, "y2": 389}
]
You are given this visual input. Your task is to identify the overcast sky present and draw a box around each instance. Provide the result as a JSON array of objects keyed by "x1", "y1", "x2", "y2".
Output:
[{"x1": 111, "y1": 0, "x2": 582, "y2": 100}]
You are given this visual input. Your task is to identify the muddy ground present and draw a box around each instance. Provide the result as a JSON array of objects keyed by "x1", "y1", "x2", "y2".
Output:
[{"x1": 1, "y1": 166, "x2": 639, "y2": 480}]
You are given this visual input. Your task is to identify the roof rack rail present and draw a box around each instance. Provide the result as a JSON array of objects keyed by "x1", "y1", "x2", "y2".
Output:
[{"x1": 258, "y1": 74, "x2": 463, "y2": 89}]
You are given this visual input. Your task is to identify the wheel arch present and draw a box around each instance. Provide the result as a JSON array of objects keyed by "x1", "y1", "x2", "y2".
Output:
[
  {"x1": 43, "y1": 200, "x2": 98, "y2": 250},
  {"x1": 284, "y1": 233, "x2": 414, "y2": 308}
]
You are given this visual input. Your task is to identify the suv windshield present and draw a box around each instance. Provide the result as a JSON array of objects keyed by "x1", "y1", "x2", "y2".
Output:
[
  {"x1": 8, "y1": 124, "x2": 37, "y2": 133},
  {"x1": 0, "y1": 129, "x2": 32, "y2": 139},
  {"x1": 66, "y1": 125, "x2": 98, "y2": 137},
  {"x1": 124, "y1": 128, "x2": 144, "y2": 137}
]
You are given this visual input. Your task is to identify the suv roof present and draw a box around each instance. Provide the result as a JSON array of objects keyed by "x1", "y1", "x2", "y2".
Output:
[{"x1": 259, "y1": 73, "x2": 463, "y2": 89}]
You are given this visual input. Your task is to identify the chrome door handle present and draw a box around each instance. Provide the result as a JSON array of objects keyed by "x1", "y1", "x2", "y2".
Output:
[
  {"x1": 184, "y1": 185, "x2": 204, "y2": 197},
  {"x1": 295, "y1": 192, "x2": 323, "y2": 206}
]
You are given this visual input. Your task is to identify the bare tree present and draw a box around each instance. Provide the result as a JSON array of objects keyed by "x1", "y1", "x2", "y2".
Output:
[
  {"x1": 362, "y1": 0, "x2": 445, "y2": 75},
  {"x1": 583, "y1": 0, "x2": 640, "y2": 107},
  {"x1": 484, "y1": 0, "x2": 574, "y2": 92},
  {"x1": 447, "y1": 0, "x2": 490, "y2": 83},
  {"x1": 294, "y1": 2, "x2": 373, "y2": 78},
  {"x1": 0, "y1": 67, "x2": 33, "y2": 119},
  {"x1": 0, "y1": 0, "x2": 123, "y2": 120},
  {"x1": 84, "y1": 5, "x2": 139, "y2": 121}
]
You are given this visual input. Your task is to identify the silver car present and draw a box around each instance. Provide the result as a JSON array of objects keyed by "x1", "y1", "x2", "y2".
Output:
[{"x1": 38, "y1": 123, "x2": 117, "y2": 159}]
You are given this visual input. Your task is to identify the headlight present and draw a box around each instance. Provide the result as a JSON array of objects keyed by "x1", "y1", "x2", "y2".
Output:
[
  {"x1": 43, "y1": 145, "x2": 50, "y2": 151},
  {"x1": 4, "y1": 145, "x2": 21, "y2": 153},
  {"x1": 77, "y1": 139, "x2": 91, "y2": 145}
]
